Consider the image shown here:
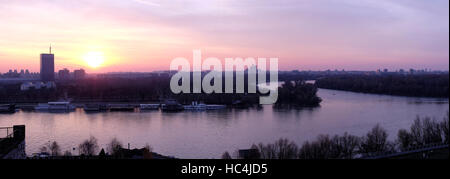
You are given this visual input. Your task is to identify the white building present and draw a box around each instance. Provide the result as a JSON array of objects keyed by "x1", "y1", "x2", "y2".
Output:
[{"x1": 20, "y1": 81, "x2": 56, "y2": 91}]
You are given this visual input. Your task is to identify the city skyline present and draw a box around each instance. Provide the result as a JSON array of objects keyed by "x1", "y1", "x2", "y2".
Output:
[{"x1": 0, "y1": 0, "x2": 449, "y2": 73}]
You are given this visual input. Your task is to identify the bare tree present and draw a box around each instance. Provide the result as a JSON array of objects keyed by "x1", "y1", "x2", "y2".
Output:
[
  {"x1": 408, "y1": 117, "x2": 445, "y2": 147},
  {"x1": 40, "y1": 141, "x2": 61, "y2": 156},
  {"x1": 298, "y1": 133, "x2": 360, "y2": 159},
  {"x1": 441, "y1": 113, "x2": 449, "y2": 144},
  {"x1": 274, "y1": 138, "x2": 299, "y2": 159},
  {"x1": 257, "y1": 143, "x2": 277, "y2": 159},
  {"x1": 63, "y1": 150, "x2": 72, "y2": 157},
  {"x1": 78, "y1": 136, "x2": 99, "y2": 156},
  {"x1": 359, "y1": 124, "x2": 392, "y2": 156},
  {"x1": 410, "y1": 118, "x2": 425, "y2": 146},
  {"x1": 335, "y1": 133, "x2": 360, "y2": 159},
  {"x1": 397, "y1": 129, "x2": 413, "y2": 151},
  {"x1": 298, "y1": 135, "x2": 335, "y2": 159},
  {"x1": 255, "y1": 138, "x2": 298, "y2": 159},
  {"x1": 48, "y1": 141, "x2": 61, "y2": 156},
  {"x1": 107, "y1": 138, "x2": 123, "y2": 156}
]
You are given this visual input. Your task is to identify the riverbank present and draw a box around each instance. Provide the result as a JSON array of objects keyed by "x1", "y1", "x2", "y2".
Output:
[{"x1": 316, "y1": 73, "x2": 449, "y2": 98}]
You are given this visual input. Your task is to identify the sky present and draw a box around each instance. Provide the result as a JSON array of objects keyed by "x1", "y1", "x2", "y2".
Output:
[{"x1": 0, "y1": 0, "x2": 448, "y2": 73}]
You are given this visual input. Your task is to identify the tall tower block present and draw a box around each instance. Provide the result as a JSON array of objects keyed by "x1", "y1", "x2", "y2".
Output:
[{"x1": 40, "y1": 46, "x2": 55, "y2": 82}]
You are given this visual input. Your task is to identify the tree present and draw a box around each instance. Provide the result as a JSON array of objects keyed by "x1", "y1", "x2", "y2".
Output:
[
  {"x1": 63, "y1": 150, "x2": 72, "y2": 157},
  {"x1": 274, "y1": 138, "x2": 299, "y2": 159},
  {"x1": 275, "y1": 80, "x2": 322, "y2": 107},
  {"x1": 334, "y1": 133, "x2": 360, "y2": 159},
  {"x1": 442, "y1": 113, "x2": 449, "y2": 144},
  {"x1": 359, "y1": 124, "x2": 392, "y2": 156},
  {"x1": 255, "y1": 138, "x2": 298, "y2": 159},
  {"x1": 409, "y1": 117, "x2": 444, "y2": 146},
  {"x1": 78, "y1": 136, "x2": 99, "y2": 156},
  {"x1": 298, "y1": 135, "x2": 336, "y2": 159},
  {"x1": 48, "y1": 141, "x2": 61, "y2": 156},
  {"x1": 397, "y1": 129, "x2": 413, "y2": 151},
  {"x1": 107, "y1": 138, "x2": 123, "y2": 157},
  {"x1": 143, "y1": 144, "x2": 153, "y2": 159},
  {"x1": 40, "y1": 141, "x2": 61, "y2": 156},
  {"x1": 421, "y1": 118, "x2": 442, "y2": 144}
]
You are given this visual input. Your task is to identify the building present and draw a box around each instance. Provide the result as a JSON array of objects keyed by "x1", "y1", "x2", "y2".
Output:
[
  {"x1": 40, "y1": 47, "x2": 55, "y2": 82},
  {"x1": 58, "y1": 68, "x2": 70, "y2": 80},
  {"x1": 20, "y1": 81, "x2": 56, "y2": 91},
  {"x1": 74, "y1": 69, "x2": 86, "y2": 79}
]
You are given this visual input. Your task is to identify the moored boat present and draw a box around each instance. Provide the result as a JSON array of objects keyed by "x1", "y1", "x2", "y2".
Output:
[
  {"x1": 109, "y1": 104, "x2": 135, "y2": 112},
  {"x1": 140, "y1": 104, "x2": 160, "y2": 110},
  {"x1": 84, "y1": 104, "x2": 108, "y2": 112},
  {"x1": 184, "y1": 102, "x2": 206, "y2": 111},
  {"x1": 161, "y1": 99, "x2": 184, "y2": 112},
  {"x1": 35, "y1": 102, "x2": 76, "y2": 111},
  {"x1": 205, "y1": 104, "x2": 227, "y2": 110},
  {"x1": 0, "y1": 104, "x2": 16, "y2": 113}
]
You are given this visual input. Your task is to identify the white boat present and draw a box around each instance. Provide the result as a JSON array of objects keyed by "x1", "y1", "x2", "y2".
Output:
[
  {"x1": 140, "y1": 104, "x2": 160, "y2": 110},
  {"x1": 35, "y1": 102, "x2": 76, "y2": 111}
]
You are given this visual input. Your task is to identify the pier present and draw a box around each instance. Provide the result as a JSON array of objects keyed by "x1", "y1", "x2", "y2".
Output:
[{"x1": 0, "y1": 125, "x2": 26, "y2": 159}]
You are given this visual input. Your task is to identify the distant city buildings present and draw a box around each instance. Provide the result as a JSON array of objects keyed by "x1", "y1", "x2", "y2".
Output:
[
  {"x1": 58, "y1": 68, "x2": 70, "y2": 80},
  {"x1": 96, "y1": 72, "x2": 169, "y2": 79},
  {"x1": 1, "y1": 69, "x2": 37, "y2": 78},
  {"x1": 74, "y1": 69, "x2": 86, "y2": 79}
]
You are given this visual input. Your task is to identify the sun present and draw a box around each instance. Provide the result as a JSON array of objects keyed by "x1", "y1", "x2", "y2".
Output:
[{"x1": 83, "y1": 51, "x2": 105, "y2": 68}]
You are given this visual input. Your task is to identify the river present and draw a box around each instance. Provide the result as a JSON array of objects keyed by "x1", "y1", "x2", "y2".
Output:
[{"x1": 0, "y1": 89, "x2": 448, "y2": 158}]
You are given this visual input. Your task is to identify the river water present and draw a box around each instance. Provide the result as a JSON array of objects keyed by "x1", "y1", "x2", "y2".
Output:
[{"x1": 0, "y1": 89, "x2": 448, "y2": 158}]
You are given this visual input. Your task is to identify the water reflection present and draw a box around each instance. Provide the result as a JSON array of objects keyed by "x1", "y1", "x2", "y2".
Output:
[{"x1": 0, "y1": 88, "x2": 448, "y2": 159}]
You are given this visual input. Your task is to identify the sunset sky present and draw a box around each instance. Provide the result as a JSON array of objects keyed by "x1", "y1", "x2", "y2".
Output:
[{"x1": 0, "y1": 0, "x2": 448, "y2": 73}]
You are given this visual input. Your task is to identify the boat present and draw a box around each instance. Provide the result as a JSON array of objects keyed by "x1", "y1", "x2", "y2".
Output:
[
  {"x1": 140, "y1": 104, "x2": 160, "y2": 110},
  {"x1": 161, "y1": 99, "x2": 184, "y2": 112},
  {"x1": 183, "y1": 102, "x2": 227, "y2": 111},
  {"x1": 84, "y1": 104, "x2": 108, "y2": 112},
  {"x1": 205, "y1": 104, "x2": 226, "y2": 110},
  {"x1": 109, "y1": 104, "x2": 135, "y2": 112},
  {"x1": 183, "y1": 102, "x2": 207, "y2": 111},
  {"x1": 0, "y1": 104, "x2": 16, "y2": 113},
  {"x1": 35, "y1": 102, "x2": 76, "y2": 111}
]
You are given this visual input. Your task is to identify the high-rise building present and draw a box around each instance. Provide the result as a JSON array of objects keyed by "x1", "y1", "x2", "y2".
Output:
[
  {"x1": 58, "y1": 68, "x2": 70, "y2": 80},
  {"x1": 74, "y1": 69, "x2": 86, "y2": 79},
  {"x1": 40, "y1": 47, "x2": 55, "y2": 82}
]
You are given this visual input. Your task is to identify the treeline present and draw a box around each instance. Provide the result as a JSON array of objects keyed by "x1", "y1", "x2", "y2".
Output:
[
  {"x1": 223, "y1": 113, "x2": 449, "y2": 159},
  {"x1": 316, "y1": 74, "x2": 449, "y2": 98},
  {"x1": 1, "y1": 77, "x2": 322, "y2": 107},
  {"x1": 37, "y1": 136, "x2": 160, "y2": 159}
]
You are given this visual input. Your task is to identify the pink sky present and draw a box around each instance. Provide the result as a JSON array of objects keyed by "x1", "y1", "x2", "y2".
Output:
[{"x1": 0, "y1": 0, "x2": 448, "y2": 73}]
